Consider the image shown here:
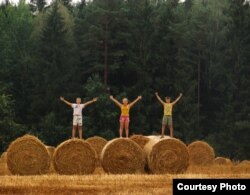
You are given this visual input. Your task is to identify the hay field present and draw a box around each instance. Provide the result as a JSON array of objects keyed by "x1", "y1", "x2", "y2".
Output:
[
  {"x1": 0, "y1": 136, "x2": 249, "y2": 194},
  {"x1": 0, "y1": 165, "x2": 249, "y2": 195}
]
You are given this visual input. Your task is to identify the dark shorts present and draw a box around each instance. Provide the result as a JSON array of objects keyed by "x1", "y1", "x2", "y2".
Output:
[{"x1": 162, "y1": 115, "x2": 173, "y2": 126}]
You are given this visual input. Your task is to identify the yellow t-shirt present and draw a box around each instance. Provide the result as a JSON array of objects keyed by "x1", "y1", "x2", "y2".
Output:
[
  {"x1": 121, "y1": 105, "x2": 130, "y2": 116},
  {"x1": 164, "y1": 103, "x2": 173, "y2": 116}
]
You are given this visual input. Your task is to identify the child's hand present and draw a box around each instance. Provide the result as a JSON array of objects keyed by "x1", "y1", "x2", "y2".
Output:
[
  {"x1": 138, "y1": 96, "x2": 142, "y2": 99},
  {"x1": 93, "y1": 97, "x2": 98, "y2": 102},
  {"x1": 180, "y1": 93, "x2": 183, "y2": 96},
  {"x1": 110, "y1": 95, "x2": 113, "y2": 99},
  {"x1": 60, "y1": 96, "x2": 64, "y2": 101},
  {"x1": 155, "y1": 92, "x2": 158, "y2": 96}
]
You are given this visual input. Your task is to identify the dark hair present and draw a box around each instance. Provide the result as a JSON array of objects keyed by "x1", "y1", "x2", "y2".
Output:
[
  {"x1": 165, "y1": 96, "x2": 171, "y2": 99},
  {"x1": 76, "y1": 97, "x2": 81, "y2": 99}
]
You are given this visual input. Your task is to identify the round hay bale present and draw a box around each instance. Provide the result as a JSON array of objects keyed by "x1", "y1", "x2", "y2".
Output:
[
  {"x1": 144, "y1": 137, "x2": 189, "y2": 174},
  {"x1": 233, "y1": 160, "x2": 250, "y2": 173},
  {"x1": 130, "y1": 135, "x2": 150, "y2": 149},
  {"x1": 147, "y1": 135, "x2": 164, "y2": 140},
  {"x1": 101, "y1": 138, "x2": 146, "y2": 174},
  {"x1": 0, "y1": 152, "x2": 11, "y2": 176},
  {"x1": 188, "y1": 141, "x2": 215, "y2": 166},
  {"x1": 7, "y1": 135, "x2": 50, "y2": 175},
  {"x1": 46, "y1": 146, "x2": 56, "y2": 174},
  {"x1": 46, "y1": 146, "x2": 55, "y2": 159},
  {"x1": 86, "y1": 136, "x2": 107, "y2": 162},
  {"x1": 214, "y1": 157, "x2": 233, "y2": 165},
  {"x1": 1, "y1": 152, "x2": 7, "y2": 162},
  {"x1": 239, "y1": 160, "x2": 250, "y2": 166},
  {"x1": 53, "y1": 139, "x2": 96, "y2": 175}
]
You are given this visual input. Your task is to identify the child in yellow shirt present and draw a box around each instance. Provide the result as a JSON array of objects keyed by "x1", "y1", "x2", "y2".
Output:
[
  {"x1": 110, "y1": 95, "x2": 142, "y2": 138},
  {"x1": 155, "y1": 92, "x2": 182, "y2": 138}
]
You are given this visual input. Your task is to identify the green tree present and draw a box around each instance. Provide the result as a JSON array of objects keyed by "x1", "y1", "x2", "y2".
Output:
[
  {"x1": 75, "y1": 0, "x2": 130, "y2": 87},
  {"x1": 29, "y1": 1, "x2": 78, "y2": 139},
  {"x1": 0, "y1": 0, "x2": 249, "y2": 160},
  {"x1": 82, "y1": 74, "x2": 117, "y2": 139},
  {"x1": 0, "y1": 86, "x2": 25, "y2": 152},
  {"x1": 207, "y1": 0, "x2": 250, "y2": 160},
  {"x1": 29, "y1": 0, "x2": 47, "y2": 12},
  {"x1": 0, "y1": 2, "x2": 34, "y2": 125}
]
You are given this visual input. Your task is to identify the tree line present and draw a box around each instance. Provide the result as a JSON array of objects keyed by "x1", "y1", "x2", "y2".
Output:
[{"x1": 0, "y1": 0, "x2": 249, "y2": 160}]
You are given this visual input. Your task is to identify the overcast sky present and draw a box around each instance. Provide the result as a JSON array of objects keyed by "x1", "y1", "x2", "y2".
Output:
[
  {"x1": 0, "y1": 0, "x2": 81, "y2": 5},
  {"x1": 0, "y1": 0, "x2": 186, "y2": 6}
]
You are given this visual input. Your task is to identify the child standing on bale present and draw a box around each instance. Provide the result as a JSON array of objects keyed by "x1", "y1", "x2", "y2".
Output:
[
  {"x1": 110, "y1": 95, "x2": 142, "y2": 138},
  {"x1": 155, "y1": 92, "x2": 182, "y2": 138},
  {"x1": 60, "y1": 96, "x2": 98, "y2": 139}
]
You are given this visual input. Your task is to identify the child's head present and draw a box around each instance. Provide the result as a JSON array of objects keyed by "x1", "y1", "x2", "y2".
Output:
[
  {"x1": 76, "y1": 97, "x2": 81, "y2": 104},
  {"x1": 122, "y1": 98, "x2": 128, "y2": 105},
  {"x1": 165, "y1": 96, "x2": 171, "y2": 103}
]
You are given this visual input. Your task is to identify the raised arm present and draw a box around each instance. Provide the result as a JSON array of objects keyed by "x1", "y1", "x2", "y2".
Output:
[
  {"x1": 172, "y1": 93, "x2": 183, "y2": 105},
  {"x1": 129, "y1": 96, "x2": 142, "y2": 108},
  {"x1": 110, "y1": 95, "x2": 122, "y2": 107},
  {"x1": 84, "y1": 97, "x2": 98, "y2": 107},
  {"x1": 155, "y1": 92, "x2": 165, "y2": 105},
  {"x1": 60, "y1": 96, "x2": 72, "y2": 107}
]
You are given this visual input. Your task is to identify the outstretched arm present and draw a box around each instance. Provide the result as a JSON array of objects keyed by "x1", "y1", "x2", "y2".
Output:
[
  {"x1": 84, "y1": 97, "x2": 98, "y2": 107},
  {"x1": 129, "y1": 96, "x2": 142, "y2": 108},
  {"x1": 155, "y1": 92, "x2": 165, "y2": 105},
  {"x1": 172, "y1": 93, "x2": 183, "y2": 105},
  {"x1": 110, "y1": 95, "x2": 122, "y2": 107},
  {"x1": 60, "y1": 96, "x2": 72, "y2": 107}
]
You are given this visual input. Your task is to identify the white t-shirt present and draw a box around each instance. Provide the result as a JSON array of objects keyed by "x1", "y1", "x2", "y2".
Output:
[{"x1": 72, "y1": 104, "x2": 85, "y2": 116}]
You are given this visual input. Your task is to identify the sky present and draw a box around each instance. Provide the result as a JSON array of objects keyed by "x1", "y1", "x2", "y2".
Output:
[
  {"x1": 0, "y1": 0, "x2": 186, "y2": 6},
  {"x1": 0, "y1": 0, "x2": 83, "y2": 5},
  {"x1": 1, "y1": 0, "x2": 82, "y2": 5}
]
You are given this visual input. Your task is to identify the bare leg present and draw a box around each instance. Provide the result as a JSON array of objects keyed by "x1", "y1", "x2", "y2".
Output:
[
  {"x1": 170, "y1": 125, "x2": 173, "y2": 138},
  {"x1": 78, "y1": 126, "x2": 83, "y2": 139},
  {"x1": 125, "y1": 121, "x2": 129, "y2": 138},
  {"x1": 72, "y1": 126, "x2": 77, "y2": 138},
  {"x1": 161, "y1": 124, "x2": 166, "y2": 138},
  {"x1": 119, "y1": 121, "x2": 125, "y2": 138}
]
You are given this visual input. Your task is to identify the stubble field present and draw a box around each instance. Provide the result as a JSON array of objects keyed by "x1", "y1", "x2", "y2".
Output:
[{"x1": 0, "y1": 164, "x2": 249, "y2": 195}]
